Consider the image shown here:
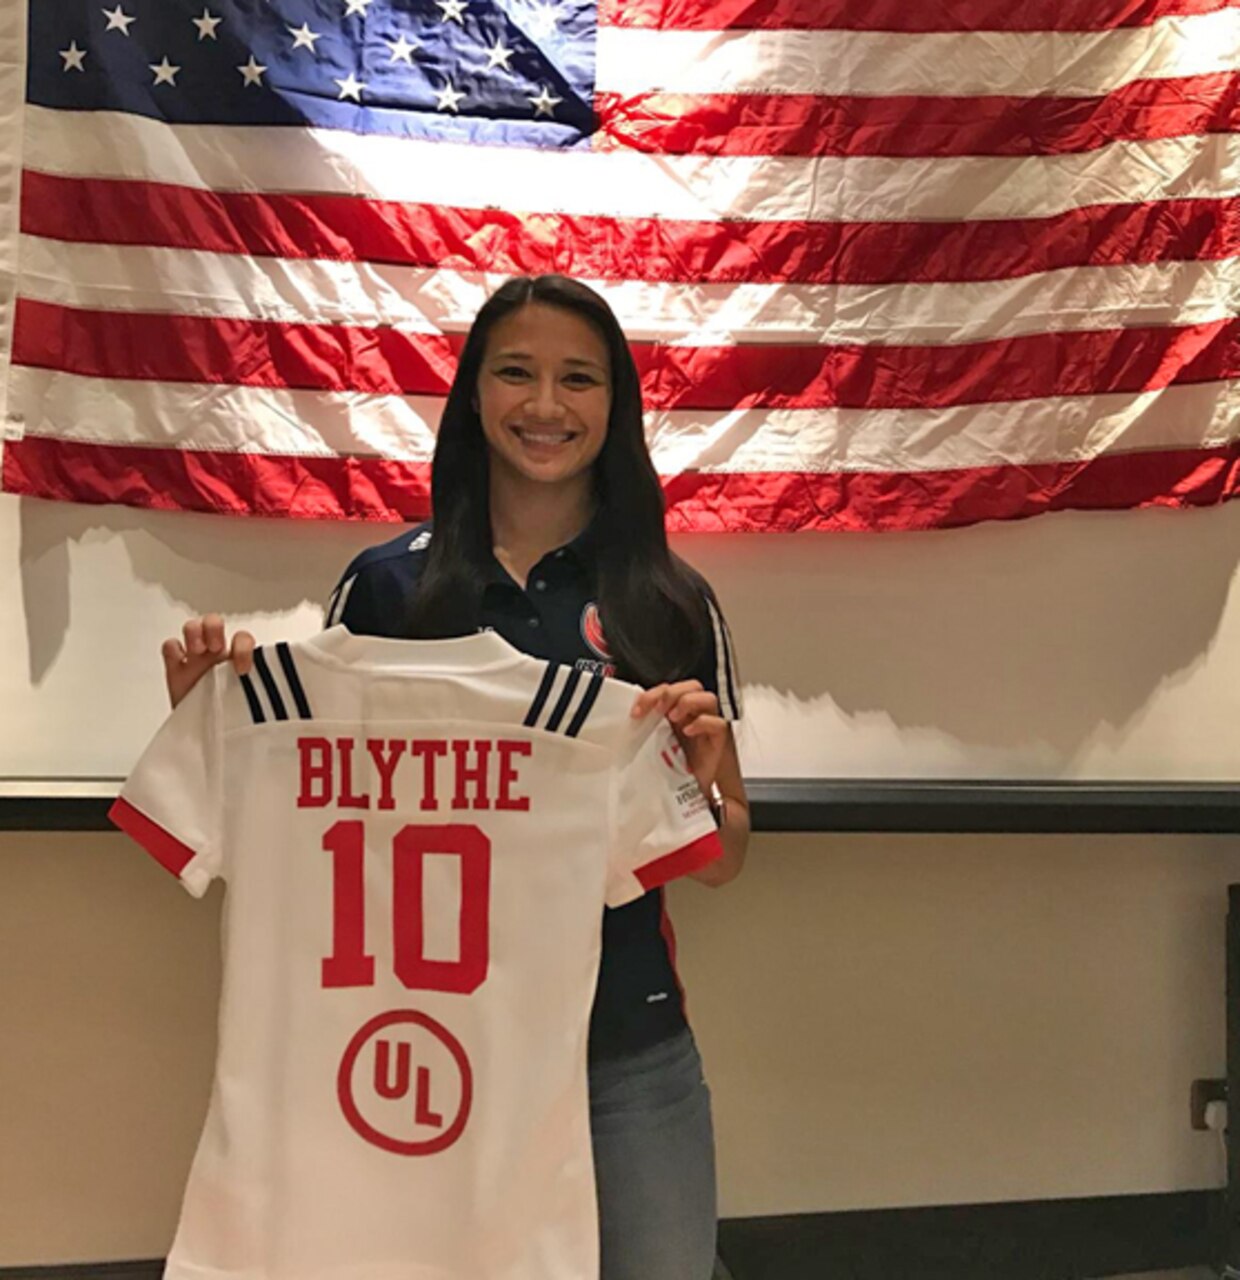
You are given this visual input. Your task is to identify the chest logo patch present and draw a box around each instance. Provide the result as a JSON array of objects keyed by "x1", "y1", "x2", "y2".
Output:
[{"x1": 580, "y1": 602, "x2": 612, "y2": 660}]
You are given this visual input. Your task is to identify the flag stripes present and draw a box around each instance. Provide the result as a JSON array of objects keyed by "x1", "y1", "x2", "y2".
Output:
[
  {"x1": 6, "y1": 2, "x2": 1240, "y2": 532},
  {"x1": 597, "y1": 0, "x2": 1238, "y2": 33}
]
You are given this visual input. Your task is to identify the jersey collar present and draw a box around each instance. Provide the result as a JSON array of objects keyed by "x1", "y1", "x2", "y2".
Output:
[{"x1": 305, "y1": 625, "x2": 525, "y2": 672}]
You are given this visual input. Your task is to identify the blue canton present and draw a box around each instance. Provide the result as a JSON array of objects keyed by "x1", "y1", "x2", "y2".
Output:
[{"x1": 28, "y1": 0, "x2": 598, "y2": 148}]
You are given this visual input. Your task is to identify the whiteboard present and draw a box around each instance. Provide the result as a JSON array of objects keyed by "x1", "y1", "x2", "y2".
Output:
[{"x1": 3, "y1": 489, "x2": 1239, "y2": 791}]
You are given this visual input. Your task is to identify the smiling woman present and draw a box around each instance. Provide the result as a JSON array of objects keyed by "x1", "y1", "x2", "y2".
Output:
[{"x1": 161, "y1": 274, "x2": 749, "y2": 1280}]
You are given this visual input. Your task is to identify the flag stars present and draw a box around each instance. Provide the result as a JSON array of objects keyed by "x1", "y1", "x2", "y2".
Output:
[
  {"x1": 527, "y1": 2, "x2": 559, "y2": 37},
  {"x1": 191, "y1": 8, "x2": 222, "y2": 40},
  {"x1": 436, "y1": 0, "x2": 468, "y2": 23},
  {"x1": 387, "y1": 33, "x2": 418, "y2": 64},
  {"x1": 484, "y1": 38, "x2": 514, "y2": 72},
  {"x1": 101, "y1": 5, "x2": 136, "y2": 35},
  {"x1": 335, "y1": 72, "x2": 366, "y2": 101},
  {"x1": 237, "y1": 55, "x2": 266, "y2": 86},
  {"x1": 529, "y1": 85, "x2": 562, "y2": 117},
  {"x1": 435, "y1": 80, "x2": 465, "y2": 112},
  {"x1": 149, "y1": 56, "x2": 181, "y2": 86},
  {"x1": 59, "y1": 40, "x2": 87, "y2": 71},
  {"x1": 289, "y1": 22, "x2": 322, "y2": 52},
  {"x1": 343, "y1": 0, "x2": 374, "y2": 14}
]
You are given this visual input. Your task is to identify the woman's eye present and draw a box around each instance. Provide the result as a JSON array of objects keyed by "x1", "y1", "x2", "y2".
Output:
[
  {"x1": 565, "y1": 373, "x2": 598, "y2": 386},
  {"x1": 497, "y1": 366, "x2": 530, "y2": 378}
]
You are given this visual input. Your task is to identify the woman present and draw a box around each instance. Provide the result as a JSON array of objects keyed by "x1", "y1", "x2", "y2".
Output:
[{"x1": 163, "y1": 274, "x2": 750, "y2": 1280}]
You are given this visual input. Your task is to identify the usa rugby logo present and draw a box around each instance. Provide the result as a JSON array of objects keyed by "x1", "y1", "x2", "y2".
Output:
[{"x1": 580, "y1": 602, "x2": 612, "y2": 660}]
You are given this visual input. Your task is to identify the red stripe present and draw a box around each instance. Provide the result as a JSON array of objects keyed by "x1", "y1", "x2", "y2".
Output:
[
  {"x1": 108, "y1": 797, "x2": 197, "y2": 880},
  {"x1": 6, "y1": 435, "x2": 1239, "y2": 530},
  {"x1": 17, "y1": 299, "x2": 1240, "y2": 411},
  {"x1": 595, "y1": 72, "x2": 1240, "y2": 159},
  {"x1": 635, "y1": 832, "x2": 725, "y2": 891},
  {"x1": 22, "y1": 171, "x2": 1240, "y2": 287},
  {"x1": 598, "y1": 0, "x2": 1237, "y2": 32}
]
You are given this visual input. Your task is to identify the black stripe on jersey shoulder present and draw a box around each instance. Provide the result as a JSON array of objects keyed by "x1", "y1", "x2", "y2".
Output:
[
  {"x1": 545, "y1": 666, "x2": 583, "y2": 734},
  {"x1": 252, "y1": 647, "x2": 288, "y2": 721},
  {"x1": 239, "y1": 673, "x2": 266, "y2": 724},
  {"x1": 524, "y1": 661, "x2": 561, "y2": 728},
  {"x1": 564, "y1": 672, "x2": 603, "y2": 738},
  {"x1": 276, "y1": 642, "x2": 313, "y2": 719}
]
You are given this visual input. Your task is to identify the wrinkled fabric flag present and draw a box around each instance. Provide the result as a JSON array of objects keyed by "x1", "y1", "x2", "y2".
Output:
[{"x1": 2, "y1": 0, "x2": 1240, "y2": 531}]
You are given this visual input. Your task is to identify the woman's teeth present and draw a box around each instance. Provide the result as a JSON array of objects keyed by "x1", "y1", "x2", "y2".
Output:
[{"x1": 517, "y1": 430, "x2": 572, "y2": 444}]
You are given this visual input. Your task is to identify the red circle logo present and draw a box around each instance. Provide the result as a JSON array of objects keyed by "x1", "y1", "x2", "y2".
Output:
[{"x1": 337, "y1": 1009, "x2": 472, "y2": 1156}]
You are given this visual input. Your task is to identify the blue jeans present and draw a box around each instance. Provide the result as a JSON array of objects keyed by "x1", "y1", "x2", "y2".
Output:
[{"x1": 588, "y1": 1028, "x2": 719, "y2": 1280}]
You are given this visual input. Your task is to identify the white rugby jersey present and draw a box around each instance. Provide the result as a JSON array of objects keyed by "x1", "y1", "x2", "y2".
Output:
[{"x1": 109, "y1": 626, "x2": 723, "y2": 1280}]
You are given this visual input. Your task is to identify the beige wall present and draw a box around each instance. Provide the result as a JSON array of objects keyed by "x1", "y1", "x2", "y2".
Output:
[
  {"x1": 3, "y1": 828, "x2": 1240, "y2": 1266},
  {"x1": 4, "y1": 492, "x2": 1240, "y2": 1265}
]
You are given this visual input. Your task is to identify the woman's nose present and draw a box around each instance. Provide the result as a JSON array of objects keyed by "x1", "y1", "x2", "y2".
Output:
[{"x1": 528, "y1": 377, "x2": 566, "y2": 419}]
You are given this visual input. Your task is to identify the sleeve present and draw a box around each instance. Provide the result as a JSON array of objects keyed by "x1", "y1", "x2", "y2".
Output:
[
  {"x1": 692, "y1": 582, "x2": 743, "y2": 721},
  {"x1": 107, "y1": 665, "x2": 225, "y2": 899},
  {"x1": 324, "y1": 557, "x2": 404, "y2": 637},
  {"x1": 605, "y1": 714, "x2": 724, "y2": 909}
]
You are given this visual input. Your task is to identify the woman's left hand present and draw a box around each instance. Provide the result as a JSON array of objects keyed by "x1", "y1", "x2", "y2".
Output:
[{"x1": 631, "y1": 680, "x2": 728, "y2": 794}]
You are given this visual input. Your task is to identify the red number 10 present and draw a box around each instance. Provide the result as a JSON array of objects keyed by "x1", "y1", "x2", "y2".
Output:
[{"x1": 320, "y1": 820, "x2": 491, "y2": 995}]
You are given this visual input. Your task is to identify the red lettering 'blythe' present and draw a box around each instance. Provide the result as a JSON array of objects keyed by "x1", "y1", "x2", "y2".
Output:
[{"x1": 296, "y1": 737, "x2": 532, "y2": 813}]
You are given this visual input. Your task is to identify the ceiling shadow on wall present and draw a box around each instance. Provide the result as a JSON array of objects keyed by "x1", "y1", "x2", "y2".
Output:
[
  {"x1": 677, "y1": 501, "x2": 1240, "y2": 762},
  {"x1": 18, "y1": 495, "x2": 394, "y2": 684}
]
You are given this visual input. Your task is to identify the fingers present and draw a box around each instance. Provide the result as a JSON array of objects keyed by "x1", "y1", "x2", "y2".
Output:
[
  {"x1": 678, "y1": 712, "x2": 726, "y2": 738},
  {"x1": 630, "y1": 679, "x2": 705, "y2": 718},
  {"x1": 230, "y1": 630, "x2": 256, "y2": 676}
]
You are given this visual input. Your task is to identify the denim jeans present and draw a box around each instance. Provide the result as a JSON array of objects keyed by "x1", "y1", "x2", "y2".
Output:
[{"x1": 588, "y1": 1027, "x2": 719, "y2": 1280}]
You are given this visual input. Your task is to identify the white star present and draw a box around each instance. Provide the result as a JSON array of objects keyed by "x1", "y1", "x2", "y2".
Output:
[
  {"x1": 527, "y1": 1, "x2": 558, "y2": 37},
  {"x1": 149, "y1": 56, "x2": 181, "y2": 86},
  {"x1": 343, "y1": 0, "x2": 373, "y2": 14},
  {"x1": 484, "y1": 38, "x2": 513, "y2": 71},
  {"x1": 288, "y1": 22, "x2": 321, "y2": 51},
  {"x1": 436, "y1": 0, "x2": 467, "y2": 23},
  {"x1": 435, "y1": 80, "x2": 465, "y2": 112},
  {"x1": 59, "y1": 40, "x2": 87, "y2": 72},
  {"x1": 191, "y1": 8, "x2": 221, "y2": 40},
  {"x1": 529, "y1": 84, "x2": 562, "y2": 117},
  {"x1": 101, "y1": 5, "x2": 136, "y2": 35},
  {"x1": 237, "y1": 55, "x2": 266, "y2": 86},
  {"x1": 387, "y1": 33, "x2": 418, "y2": 63},
  {"x1": 335, "y1": 72, "x2": 366, "y2": 101}
]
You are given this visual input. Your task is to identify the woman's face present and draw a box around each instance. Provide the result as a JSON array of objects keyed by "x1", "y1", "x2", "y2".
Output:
[{"x1": 476, "y1": 302, "x2": 612, "y2": 492}]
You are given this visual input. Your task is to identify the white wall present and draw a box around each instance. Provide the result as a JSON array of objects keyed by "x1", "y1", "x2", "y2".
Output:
[
  {"x1": 5, "y1": 490, "x2": 1240, "y2": 786},
  {"x1": 4, "y1": 489, "x2": 1240, "y2": 1267}
]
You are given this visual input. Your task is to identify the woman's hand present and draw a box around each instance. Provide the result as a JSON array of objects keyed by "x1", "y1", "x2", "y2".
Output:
[
  {"x1": 162, "y1": 614, "x2": 256, "y2": 709},
  {"x1": 631, "y1": 679, "x2": 727, "y2": 795}
]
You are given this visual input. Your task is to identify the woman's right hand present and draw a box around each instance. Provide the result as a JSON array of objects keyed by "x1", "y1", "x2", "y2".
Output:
[{"x1": 162, "y1": 614, "x2": 256, "y2": 709}]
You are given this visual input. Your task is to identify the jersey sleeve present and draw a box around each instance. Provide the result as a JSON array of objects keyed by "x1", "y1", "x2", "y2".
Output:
[
  {"x1": 692, "y1": 583, "x2": 743, "y2": 721},
  {"x1": 107, "y1": 665, "x2": 225, "y2": 899},
  {"x1": 605, "y1": 715, "x2": 724, "y2": 909}
]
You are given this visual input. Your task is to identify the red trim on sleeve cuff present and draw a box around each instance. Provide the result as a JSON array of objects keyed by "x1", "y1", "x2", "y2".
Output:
[
  {"x1": 635, "y1": 830, "x2": 724, "y2": 892},
  {"x1": 108, "y1": 796, "x2": 198, "y2": 880}
]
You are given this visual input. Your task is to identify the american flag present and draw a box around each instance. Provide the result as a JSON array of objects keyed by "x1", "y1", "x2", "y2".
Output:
[{"x1": 3, "y1": 0, "x2": 1240, "y2": 532}]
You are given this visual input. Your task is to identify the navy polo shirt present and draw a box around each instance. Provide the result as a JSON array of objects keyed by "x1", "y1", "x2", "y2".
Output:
[{"x1": 324, "y1": 517, "x2": 743, "y2": 1062}]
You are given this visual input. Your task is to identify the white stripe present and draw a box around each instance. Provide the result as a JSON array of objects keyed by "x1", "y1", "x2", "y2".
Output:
[
  {"x1": 5, "y1": 366, "x2": 440, "y2": 459},
  {"x1": 24, "y1": 106, "x2": 1240, "y2": 224},
  {"x1": 703, "y1": 594, "x2": 741, "y2": 721},
  {"x1": 596, "y1": 8, "x2": 1240, "y2": 98},
  {"x1": 19, "y1": 237, "x2": 1240, "y2": 347},
  {"x1": 10, "y1": 366, "x2": 1240, "y2": 475},
  {"x1": 326, "y1": 575, "x2": 356, "y2": 627}
]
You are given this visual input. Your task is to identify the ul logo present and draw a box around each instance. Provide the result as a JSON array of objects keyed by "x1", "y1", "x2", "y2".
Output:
[{"x1": 337, "y1": 1010, "x2": 472, "y2": 1156}]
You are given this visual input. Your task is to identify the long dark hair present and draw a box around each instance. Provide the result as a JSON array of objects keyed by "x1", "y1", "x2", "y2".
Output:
[{"x1": 403, "y1": 274, "x2": 715, "y2": 689}]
